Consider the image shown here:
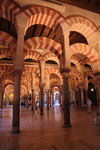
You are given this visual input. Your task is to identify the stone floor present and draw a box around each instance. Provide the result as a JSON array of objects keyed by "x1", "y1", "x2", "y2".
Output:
[{"x1": 0, "y1": 105, "x2": 100, "y2": 150}]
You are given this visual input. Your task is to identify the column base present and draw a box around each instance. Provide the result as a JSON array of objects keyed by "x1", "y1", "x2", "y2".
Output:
[
  {"x1": 62, "y1": 123, "x2": 72, "y2": 128},
  {"x1": 12, "y1": 127, "x2": 20, "y2": 134}
]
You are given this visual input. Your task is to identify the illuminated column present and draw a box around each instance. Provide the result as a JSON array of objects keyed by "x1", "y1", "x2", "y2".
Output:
[
  {"x1": 96, "y1": 33, "x2": 100, "y2": 72},
  {"x1": 12, "y1": 24, "x2": 25, "y2": 133},
  {"x1": 12, "y1": 70, "x2": 22, "y2": 133},
  {"x1": 93, "y1": 33, "x2": 100, "y2": 104}
]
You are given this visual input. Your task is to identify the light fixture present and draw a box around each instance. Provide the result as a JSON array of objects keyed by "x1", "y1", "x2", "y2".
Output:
[{"x1": 91, "y1": 88, "x2": 94, "y2": 91}]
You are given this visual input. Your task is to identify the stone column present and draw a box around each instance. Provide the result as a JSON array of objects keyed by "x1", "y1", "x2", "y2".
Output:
[
  {"x1": 12, "y1": 23, "x2": 25, "y2": 133},
  {"x1": 31, "y1": 89, "x2": 34, "y2": 111},
  {"x1": 73, "y1": 78, "x2": 77, "y2": 105},
  {"x1": 47, "y1": 90, "x2": 49, "y2": 110},
  {"x1": 80, "y1": 85, "x2": 84, "y2": 107},
  {"x1": 23, "y1": 96, "x2": 25, "y2": 107},
  {"x1": 0, "y1": 83, "x2": 3, "y2": 108},
  {"x1": 94, "y1": 73, "x2": 100, "y2": 103},
  {"x1": 61, "y1": 85, "x2": 64, "y2": 109},
  {"x1": 50, "y1": 91, "x2": 52, "y2": 107},
  {"x1": 84, "y1": 75, "x2": 88, "y2": 105},
  {"x1": 52, "y1": 92, "x2": 54, "y2": 106},
  {"x1": 61, "y1": 69, "x2": 71, "y2": 127},
  {"x1": 78, "y1": 63, "x2": 85, "y2": 107},
  {"x1": 59, "y1": 91, "x2": 62, "y2": 106},
  {"x1": 40, "y1": 84, "x2": 44, "y2": 115},
  {"x1": 12, "y1": 70, "x2": 22, "y2": 133},
  {"x1": 31, "y1": 73, "x2": 35, "y2": 111},
  {"x1": 39, "y1": 61, "x2": 45, "y2": 115},
  {"x1": 27, "y1": 92, "x2": 29, "y2": 108}
]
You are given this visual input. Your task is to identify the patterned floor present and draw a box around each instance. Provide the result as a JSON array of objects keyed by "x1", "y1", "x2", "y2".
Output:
[{"x1": 0, "y1": 105, "x2": 100, "y2": 150}]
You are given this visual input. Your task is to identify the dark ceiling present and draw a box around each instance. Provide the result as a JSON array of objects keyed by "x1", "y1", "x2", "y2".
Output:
[
  {"x1": 48, "y1": 0, "x2": 100, "y2": 14},
  {"x1": 0, "y1": 17, "x2": 17, "y2": 39},
  {"x1": 25, "y1": 24, "x2": 88, "y2": 45}
]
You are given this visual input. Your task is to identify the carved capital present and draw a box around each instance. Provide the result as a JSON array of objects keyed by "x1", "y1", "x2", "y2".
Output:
[
  {"x1": 60, "y1": 68, "x2": 70, "y2": 74},
  {"x1": 14, "y1": 69, "x2": 22, "y2": 76}
]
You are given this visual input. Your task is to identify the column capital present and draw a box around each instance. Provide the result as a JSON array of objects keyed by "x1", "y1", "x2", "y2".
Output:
[
  {"x1": 14, "y1": 69, "x2": 23, "y2": 75},
  {"x1": 94, "y1": 71, "x2": 100, "y2": 77},
  {"x1": 79, "y1": 83, "x2": 84, "y2": 89},
  {"x1": 31, "y1": 88, "x2": 34, "y2": 91},
  {"x1": 39, "y1": 83, "x2": 45, "y2": 89},
  {"x1": 60, "y1": 68, "x2": 70, "y2": 78}
]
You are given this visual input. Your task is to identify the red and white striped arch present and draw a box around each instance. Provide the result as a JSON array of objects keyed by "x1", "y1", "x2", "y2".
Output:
[
  {"x1": 0, "y1": 49, "x2": 13, "y2": 59},
  {"x1": 21, "y1": 79, "x2": 28, "y2": 89},
  {"x1": 0, "y1": 65, "x2": 14, "y2": 83},
  {"x1": 50, "y1": 78, "x2": 61, "y2": 85},
  {"x1": 71, "y1": 55, "x2": 81, "y2": 67},
  {"x1": 20, "y1": 84, "x2": 27, "y2": 96},
  {"x1": 70, "y1": 69, "x2": 81, "y2": 80},
  {"x1": 4, "y1": 80, "x2": 14, "y2": 87},
  {"x1": 43, "y1": 52, "x2": 60, "y2": 65},
  {"x1": 24, "y1": 37, "x2": 62, "y2": 59},
  {"x1": 70, "y1": 43, "x2": 99, "y2": 71},
  {"x1": 1, "y1": 0, "x2": 21, "y2": 24},
  {"x1": 64, "y1": 15, "x2": 98, "y2": 45},
  {"x1": 0, "y1": 31, "x2": 16, "y2": 51},
  {"x1": 85, "y1": 71, "x2": 93, "y2": 78},
  {"x1": 24, "y1": 66, "x2": 40, "y2": 77},
  {"x1": 24, "y1": 6, "x2": 64, "y2": 34},
  {"x1": 1, "y1": 74, "x2": 14, "y2": 83},
  {"x1": 5, "y1": 84, "x2": 14, "y2": 95},
  {"x1": 24, "y1": 50, "x2": 42, "y2": 61},
  {"x1": 45, "y1": 68, "x2": 62, "y2": 80},
  {"x1": 0, "y1": 65, "x2": 13, "y2": 73}
]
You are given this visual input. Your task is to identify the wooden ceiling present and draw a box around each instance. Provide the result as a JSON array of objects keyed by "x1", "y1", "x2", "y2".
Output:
[{"x1": 49, "y1": 0, "x2": 100, "y2": 14}]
